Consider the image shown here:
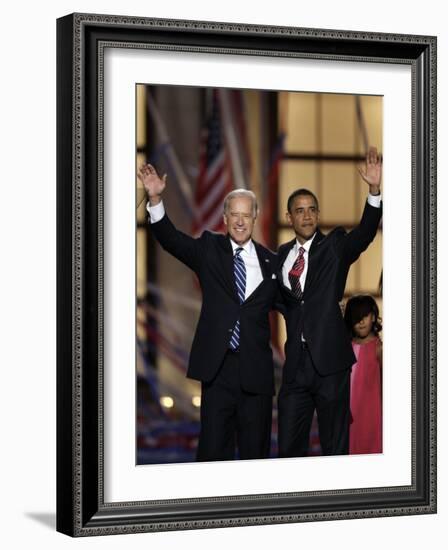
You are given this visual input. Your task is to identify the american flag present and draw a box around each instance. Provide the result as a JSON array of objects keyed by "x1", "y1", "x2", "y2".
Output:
[{"x1": 193, "y1": 89, "x2": 234, "y2": 236}]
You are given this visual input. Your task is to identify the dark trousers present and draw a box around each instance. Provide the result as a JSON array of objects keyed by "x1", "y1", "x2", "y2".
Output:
[
  {"x1": 278, "y1": 344, "x2": 350, "y2": 457},
  {"x1": 196, "y1": 351, "x2": 272, "y2": 462}
]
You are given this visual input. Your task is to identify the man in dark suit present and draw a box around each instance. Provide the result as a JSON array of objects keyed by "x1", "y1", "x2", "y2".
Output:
[
  {"x1": 138, "y1": 164, "x2": 278, "y2": 462},
  {"x1": 277, "y1": 147, "x2": 382, "y2": 457}
]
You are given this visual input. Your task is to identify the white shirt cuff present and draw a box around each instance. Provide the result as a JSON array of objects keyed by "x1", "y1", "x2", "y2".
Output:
[
  {"x1": 146, "y1": 200, "x2": 166, "y2": 223},
  {"x1": 367, "y1": 193, "x2": 382, "y2": 208}
]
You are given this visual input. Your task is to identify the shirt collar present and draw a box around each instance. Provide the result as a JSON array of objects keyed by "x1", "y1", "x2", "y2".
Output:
[
  {"x1": 294, "y1": 232, "x2": 317, "y2": 255},
  {"x1": 229, "y1": 238, "x2": 255, "y2": 256}
]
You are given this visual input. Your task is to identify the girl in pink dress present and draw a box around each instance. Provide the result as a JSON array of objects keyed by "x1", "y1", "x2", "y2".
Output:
[{"x1": 344, "y1": 295, "x2": 382, "y2": 455}]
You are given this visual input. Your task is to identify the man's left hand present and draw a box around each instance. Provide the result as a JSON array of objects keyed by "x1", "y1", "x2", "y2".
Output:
[{"x1": 358, "y1": 146, "x2": 382, "y2": 195}]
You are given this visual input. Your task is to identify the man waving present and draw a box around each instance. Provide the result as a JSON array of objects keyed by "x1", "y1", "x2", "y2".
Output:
[{"x1": 138, "y1": 164, "x2": 279, "y2": 462}]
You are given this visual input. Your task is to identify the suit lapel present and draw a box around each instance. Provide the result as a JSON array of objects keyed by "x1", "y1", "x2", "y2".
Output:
[
  {"x1": 241, "y1": 241, "x2": 271, "y2": 304},
  {"x1": 253, "y1": 241, "x2": 271, "y2": 280},
  {"x1": 218, "y1": 235, "x2": 239, "y2": 301},
  {"x1": 278, "y1": 238, "x2": 296, "y2": 288},
  {"x1": 303, "y1": 229, "x2": 325, "y2": 296},
  {"x1": 278, "y1": 232, "x2": 325, "y2": 299}
]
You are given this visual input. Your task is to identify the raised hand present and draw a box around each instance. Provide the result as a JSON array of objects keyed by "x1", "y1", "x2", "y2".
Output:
[
  {"x1": 137, "y1": 163, "x2": 167, "y2": 205},
  {"x1": 358, "y1": 146, "x2": 382, "y2": 195}
]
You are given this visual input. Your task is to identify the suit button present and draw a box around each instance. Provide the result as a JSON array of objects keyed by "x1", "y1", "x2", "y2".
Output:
[
  {"x1": 228, "y1": 329, "x2": 233, "y2": 333},
  {"x1": 301, "y1": 300, "x2": 305, "y2": 305}
]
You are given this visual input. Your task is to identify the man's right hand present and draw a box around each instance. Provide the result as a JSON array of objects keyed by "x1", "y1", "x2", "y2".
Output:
[{"x1": 137, "y1": 163, "x2": 167, "y2": 205}]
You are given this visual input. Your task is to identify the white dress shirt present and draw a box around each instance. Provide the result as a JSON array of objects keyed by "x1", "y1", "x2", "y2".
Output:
[
  {"x1": 282, "y1": 233, "x2": 316, "y2": 291},
  {"x1": 229, "y1": 238, "x2": 263, "y2": 300},
  {"x1": 147, "y1": 200, "x2": 263, "y2": 300},
  {"x1": 147, "y1": 200, "x2": 167, "y2": 224}
]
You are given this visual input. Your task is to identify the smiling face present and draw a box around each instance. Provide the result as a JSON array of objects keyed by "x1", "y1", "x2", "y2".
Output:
[
  {"x1": 223, "y1": 196, "x2": 256, "y2": 246},
  {"x1": 287, "y1": 194, "x2": 319, "y2": 244}
]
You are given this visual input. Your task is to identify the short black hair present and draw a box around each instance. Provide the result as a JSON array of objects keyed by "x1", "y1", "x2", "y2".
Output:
[
  {"x1": 343, "y1": 294, "x2": 382, "y2": 337},
  {"x1": 287, "y1": 188, "x2": 319, "y2": 213}
]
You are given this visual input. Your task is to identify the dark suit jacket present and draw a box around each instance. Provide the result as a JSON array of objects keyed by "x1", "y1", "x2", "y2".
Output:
[
  {"x1": 278, "y1": 200, "x2": 382, "y2": 382},
  {"x1": 151, "y1": 214, "x2": 278, "y2": 395}
]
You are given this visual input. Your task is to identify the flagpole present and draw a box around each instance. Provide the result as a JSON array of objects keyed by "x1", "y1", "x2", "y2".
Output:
[
  {"x1": 145, "y1": 93, "x2": 199, "y2": 222},
  {"x1": 219, "y1": 89, "x2": 247, "y2": 189}
]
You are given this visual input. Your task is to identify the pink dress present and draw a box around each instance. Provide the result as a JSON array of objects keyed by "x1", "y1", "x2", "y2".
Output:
[{"x1": 349, "y1": 337, "x2": 382, "y2": 454}]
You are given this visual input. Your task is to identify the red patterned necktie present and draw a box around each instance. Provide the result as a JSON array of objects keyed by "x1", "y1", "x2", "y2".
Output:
[{"x1": 288, "y1": 246, "x2": 306, "y2": 298}]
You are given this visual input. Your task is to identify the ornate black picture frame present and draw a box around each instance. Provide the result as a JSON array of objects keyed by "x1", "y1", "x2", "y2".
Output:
[{"x1": 56, "y1": 13, "x2": 437, "y2": 537}]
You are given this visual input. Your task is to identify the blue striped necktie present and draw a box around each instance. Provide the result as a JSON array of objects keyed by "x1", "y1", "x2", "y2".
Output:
[{"x1": 229, "y1": 247, "x2": 246, "y2": 351}]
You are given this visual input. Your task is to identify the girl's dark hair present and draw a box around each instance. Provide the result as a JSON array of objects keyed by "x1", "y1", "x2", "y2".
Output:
[{"x1": 343, "y1": 294, "x2": 382, "y2": 337}]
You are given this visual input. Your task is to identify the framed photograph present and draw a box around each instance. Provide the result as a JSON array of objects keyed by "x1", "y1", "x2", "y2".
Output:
[{"x1": 56, "y1": 13, "x2": 436, "y2": 536}]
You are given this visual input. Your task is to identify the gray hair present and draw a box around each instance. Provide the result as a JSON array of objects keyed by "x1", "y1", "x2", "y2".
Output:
[{"x1": 223, "y1": 189, "x2": 258, "y2": 217}]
